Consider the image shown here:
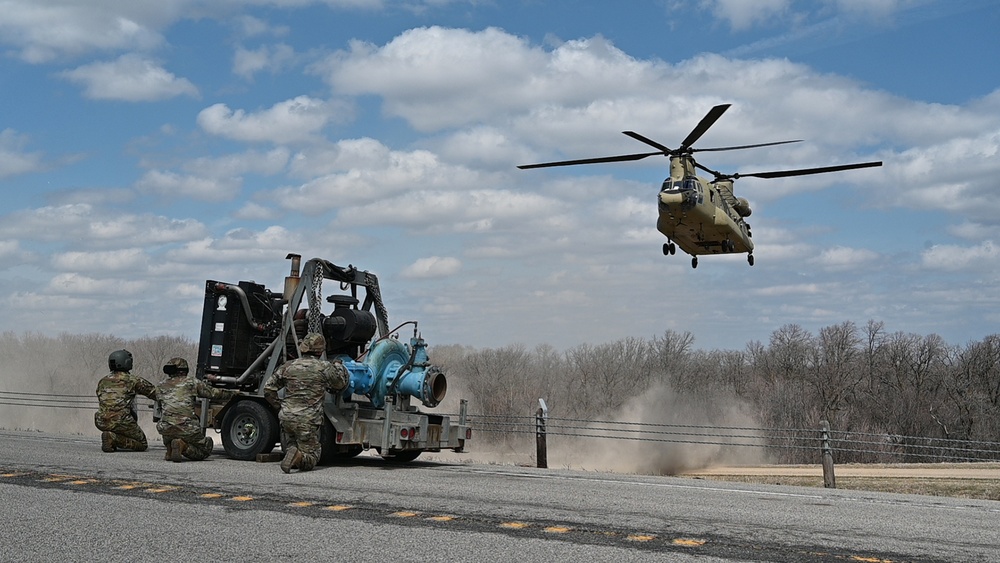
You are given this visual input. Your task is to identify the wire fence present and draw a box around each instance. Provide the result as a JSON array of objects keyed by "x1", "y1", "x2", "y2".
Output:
[
  {"x1": 469, "y1": 412, "x2": 1000, "y2": 465},
  {"x1": 5, "y1": 390, "x2": 1000, "y2": 465}
]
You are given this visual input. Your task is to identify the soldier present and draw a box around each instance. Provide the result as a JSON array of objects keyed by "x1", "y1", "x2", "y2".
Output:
[
  {"x1": 95, "y1": 349, "x2": 157, "y2": 452},
  {"x1": 155, "y1": 357, "x2": 239, "y2": 462},
  {"x1": 264, "y1": 333, "x2": 349, "y2": 473}
]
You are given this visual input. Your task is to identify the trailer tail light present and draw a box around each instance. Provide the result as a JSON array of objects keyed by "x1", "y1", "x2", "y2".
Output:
[
  {"x1": 336, "y1": 432, "x2": 344, "y2": 444},
  {"x1": 400, "y1": 427, "x2": 416, "y2": 440},
  {"x1": 465, "y1": 429, "x2": 472, "y2": 439}
]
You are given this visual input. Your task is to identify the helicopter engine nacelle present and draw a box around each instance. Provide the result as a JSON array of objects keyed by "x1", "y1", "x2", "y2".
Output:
[{"x1": 734, "y1": 197, "x2": 752, "y2": 217}]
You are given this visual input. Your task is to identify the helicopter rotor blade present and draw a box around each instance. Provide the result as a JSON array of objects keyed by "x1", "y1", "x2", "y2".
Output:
[
  {"x1": 732, "y1": 160, "x2": 883, "y2": 180},
  {"x1": 693, "y1": 139, "x2": 803, "y2": 153},
  {"x1": 517, "y1": 151, "x2": 665, "y2": 169},
  {"x1": 678, "y1": 103, "x2": 731, "y2": 152},
  {"x1": 621, "y1": 131, "x2": 673, "y2": 153}
]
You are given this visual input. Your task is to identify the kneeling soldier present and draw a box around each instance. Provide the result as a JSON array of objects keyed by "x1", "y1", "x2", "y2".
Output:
[{"x1": 155, "y1": 357, "x2": 238, "y2": 462}]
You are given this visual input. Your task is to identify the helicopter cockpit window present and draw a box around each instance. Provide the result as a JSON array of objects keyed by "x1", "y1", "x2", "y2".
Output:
[{"x1": 683, "y1": 179, "x2": 703, "y2": 204}]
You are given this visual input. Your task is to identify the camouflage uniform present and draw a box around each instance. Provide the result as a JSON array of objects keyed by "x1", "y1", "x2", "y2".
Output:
[
  {"x1": 155, "y1": 357, "x2": 238, "y2": 462},
  {"x1": 264, "y1": 333, "x2": 348, "y2": 473},
  {"x1": 95, "y1": 360, "x2": 157, "y2": 452}
]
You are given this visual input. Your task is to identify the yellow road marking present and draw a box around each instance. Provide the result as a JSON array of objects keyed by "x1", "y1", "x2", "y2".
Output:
[
  {"x1": 1, "y1": 472, "x2": 26, "y2": 478},
  {"x1": 144, "y1": 487, "x2": 175, "y2": 493},
  {"x1": 500, "y1": 522, "x2": 529, "y2": 529},
  {"x1": 324, "y1": 505, "x2": 353, "y2": 511},
  {"x1": 851, "y1": 557, "x2": 893, "y2": 563},
  {"x1": 673, "y1": 538, "x2": 706, "y2": 547},
  {"x1": 544, "y1": 526, "x2": 571, "y2": 533},
  {"x1": 67, "y1": 479, "x2": 96, "y2": 485},
  {"x1": 392, "y1": 511, "x2": 419, "y2": 517},
  {"x1": 288, "y1": 501, "x2": 314, "y2": 507},
  {"x1": 627, "y1": 534, "x2": 657, "y2": 542},
  {"x1": 230, "y1": 495, "x2": 254, "y2": 502},
  {"x1": 41, "y1": 475, "x2": 75, "y2": 482},
  {"x1": 200, "y1": 493, "x2": 224, "y2": 499},
  {"x1": 428, "y1": 515, "x2": 454, "y2": 522}
]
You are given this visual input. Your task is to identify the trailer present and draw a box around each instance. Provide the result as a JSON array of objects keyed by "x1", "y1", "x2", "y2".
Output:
[{"x1": 194, "y1": 253, "x2": 470, "y2": 463}]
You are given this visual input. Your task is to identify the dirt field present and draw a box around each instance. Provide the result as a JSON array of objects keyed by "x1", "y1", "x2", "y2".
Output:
[{"x1": 679, "y1": 463, "x2": 1000, "y2": 501}]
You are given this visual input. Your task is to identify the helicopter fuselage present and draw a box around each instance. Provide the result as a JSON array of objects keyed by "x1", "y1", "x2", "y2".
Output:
[
  {"x1": 656, "y1": 155, "x2": 754, "y2": 266},
  {"x1": 657, "y1": 176, "x2": 753, "y2": 257}
]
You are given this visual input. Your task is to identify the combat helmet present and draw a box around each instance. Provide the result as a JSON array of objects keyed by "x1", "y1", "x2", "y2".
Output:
[
  {"x1": 108, "y1": 349, "x2": 133, "y2": 372},
  {"x1": 163, "y1": 357, "x2": 189, "y2": 376},
  {"x1": 299, "y1": 332, "x2": 326, "y2": 355}
]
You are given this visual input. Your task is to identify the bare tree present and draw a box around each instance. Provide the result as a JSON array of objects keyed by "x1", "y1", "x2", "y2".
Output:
[
  {"x1": 806, "y1": 321, "x2": 863, "y2": 425},
  {"x1": 566, "y1": 337, "x2": 651, "y2": 415}
]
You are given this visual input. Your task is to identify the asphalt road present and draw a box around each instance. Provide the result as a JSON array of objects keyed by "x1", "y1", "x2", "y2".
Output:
[{"x1": 1, "y1": 430, "x2": 997, "y2": 562}]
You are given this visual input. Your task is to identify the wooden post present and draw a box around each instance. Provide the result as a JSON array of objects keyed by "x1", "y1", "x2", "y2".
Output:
[
  {"x1": 536, "y1": 398, "x2": 548, "y2": 469},
  {"x1": 820, "y1": 420, "x2": 836, "y2": 489}
]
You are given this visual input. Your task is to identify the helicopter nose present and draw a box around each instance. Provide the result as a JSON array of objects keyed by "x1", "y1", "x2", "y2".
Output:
[{"x1": 659, "y1": 191, "x2": 685, "y2": 205}]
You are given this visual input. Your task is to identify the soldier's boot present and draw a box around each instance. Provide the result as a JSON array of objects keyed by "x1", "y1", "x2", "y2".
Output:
[
  {"x1": 200, "y1": 437, "x2": 214, "y2": 459},
  {"x1": 280, "y1": 446, "x2": 301, "y2": 474},
  {"x1": 120, "y1": 437, "x2": 148, "y2": 452},
  {"x1": 299, "y1": 453, "x2": 317, "y2": 472},
  {"x1": 101, "y1": 431, "x2": 116, "y2": 453},
  {"x1": 170, "y1": 439, "x2": 186, "y2": 463}
]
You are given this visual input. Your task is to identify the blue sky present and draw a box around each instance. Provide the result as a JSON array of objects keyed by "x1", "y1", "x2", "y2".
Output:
[{"x1": 1, "y1": 0, "x2": 998, "y2": 351}]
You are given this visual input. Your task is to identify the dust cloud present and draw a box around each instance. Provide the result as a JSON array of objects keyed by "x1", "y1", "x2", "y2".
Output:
[
  {"x1": 426, "y1": 384, "x2": 772, "y2": 475},
  {"x1": 548, "y1": 385, "x2": 770, "y2": 475}
]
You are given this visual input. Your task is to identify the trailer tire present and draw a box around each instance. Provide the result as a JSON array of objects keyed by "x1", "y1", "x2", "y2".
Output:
[{"x1": 221, "y1": 400, "x2": 278, "y2": 460}]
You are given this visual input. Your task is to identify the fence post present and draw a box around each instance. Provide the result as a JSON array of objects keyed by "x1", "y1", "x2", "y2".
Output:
[
  {"x1": 820, "y1": 420, "x2": 836, "y2": 489},
  {"x1": 536, "y1": 398, "x2": 548, "y2": 469}
]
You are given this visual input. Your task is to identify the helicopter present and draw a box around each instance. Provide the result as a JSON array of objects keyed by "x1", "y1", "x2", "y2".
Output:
[{"x1": 518, "y1": 104, "x2": 882, "y2": 268}]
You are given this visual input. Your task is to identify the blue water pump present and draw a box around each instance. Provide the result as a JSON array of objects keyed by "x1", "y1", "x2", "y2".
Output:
[{"x1": 336, "y1": 335, "x2": 446, "y2": 408}]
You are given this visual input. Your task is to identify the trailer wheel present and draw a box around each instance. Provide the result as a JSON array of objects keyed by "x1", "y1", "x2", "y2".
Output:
[{"x1": 221, "y1": 400, "x2": 278, "y2": 460}]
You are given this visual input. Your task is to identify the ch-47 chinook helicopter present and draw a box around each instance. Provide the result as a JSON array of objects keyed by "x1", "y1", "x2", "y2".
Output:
[{"x1": 518, "y1": 104, "x2": 882, "y2": 268}]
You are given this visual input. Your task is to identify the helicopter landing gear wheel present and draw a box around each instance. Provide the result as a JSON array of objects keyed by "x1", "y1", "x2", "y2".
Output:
[
  {"x1": 670, "y1": 243, "x2": 676, "y2": 255},
  {"x1": 691, "y1": 256, "x2": 698, "y2": 269},
  {"x1": 662, "y1": 242, "x2": 677, "y2": 256},
  {"x1": 663, "y1": 243, "x2": 669, "y2": 256},
  {"x1": 748, "y1": 254, "x2": 755, "y2": 266}
]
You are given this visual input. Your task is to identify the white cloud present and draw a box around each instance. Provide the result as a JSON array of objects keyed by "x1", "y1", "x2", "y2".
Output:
[
  {"x1": 401, "y1": 256, "x2": 462, "y2": 279},
  {"x1": 700, "y1": 0, "x2": 792, "y2": 31},
  {"x1": 272, "y1": 141, "x2": 491, "y2": 214},
  {"x1": 184, "y1": 148, "x2": 291, "y2": 178},
  {"x1": 60, "y1": 54, "x2": 198, "y2": 101},
  {"x1": 51, "y1": 248, "x2": 148, "y2": 272},
  {"x1": 233, "y1": 43, "x2": 296, "y2": 80},
  {"x1": 0, "y1": 203, "x2": 207, "y2": 247},
  {"x1": 164, "y1": 226, "x2": 303, "y2": 264},
  {"x1": 922, "y1": 241, "x2": 1000, "y2": 272},
  {"x1": 0, "y1": 1, "x2": 169, "y2": 62},
  {"x1": 336, "y1": 189, "x2": 566, "y2": 231},
  {"x1": 48, "y1": 272, "x2": 148, "y2": 296},
  {"x1": 134, "y1": 170, "x2": 242, "y2": 201},
  {"x1": 233, "y1": 202, "x2": 277, "y2": 221},
  {"x1": 811, "y1": 246, "x2": 880, "y2": 271},
  {"x1": 197, "y1": 96, "x2": 352, "y2": 144},
  {"x1": 0, "y1": 129, "x2": 44, "y2": 179}
]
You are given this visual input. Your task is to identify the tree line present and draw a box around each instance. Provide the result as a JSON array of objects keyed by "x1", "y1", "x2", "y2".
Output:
[
  {"x1": 2, "y1": 322, "x2": 998, "y2": 464},
  {"x1": 431, "y1": 321, "x2": 1000, "y2": 463}
]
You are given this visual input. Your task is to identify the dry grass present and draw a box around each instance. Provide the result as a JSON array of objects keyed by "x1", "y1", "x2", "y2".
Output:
[{"x1": 682, "y1": 464, "x2": 1000, "y2": 501}]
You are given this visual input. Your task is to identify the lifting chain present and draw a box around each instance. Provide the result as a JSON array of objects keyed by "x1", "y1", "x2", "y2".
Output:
[
  {"x1": 308, "y1": 261, "x2": 323, "y2": 335},
  {"x1": 366, "y1": 272, "x2": 390, "y2": 337}
]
